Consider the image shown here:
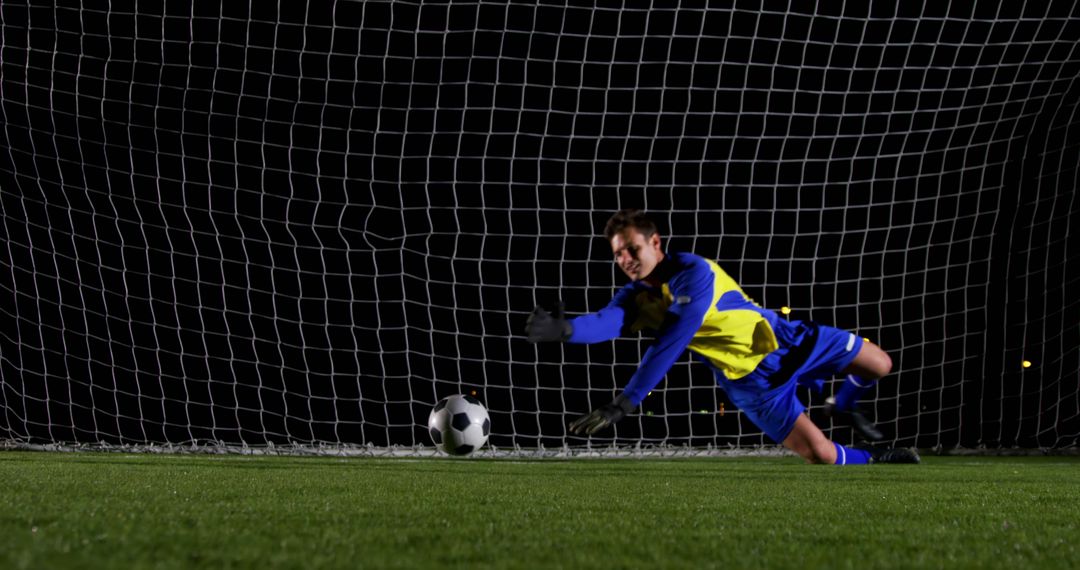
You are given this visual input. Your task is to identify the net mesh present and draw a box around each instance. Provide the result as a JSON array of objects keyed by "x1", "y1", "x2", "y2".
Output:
[{"x1": 1, "y1": 2, "x2": 1079, "y2": 454}]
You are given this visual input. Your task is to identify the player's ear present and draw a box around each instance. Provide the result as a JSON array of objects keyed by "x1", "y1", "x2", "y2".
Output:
[{"x1": 650, "y1": 232, "x2": 661, "y2": 250}]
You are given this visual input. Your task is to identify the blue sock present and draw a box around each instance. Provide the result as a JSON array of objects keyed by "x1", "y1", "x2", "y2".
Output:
[
  {"x1": 833, "y1": 374, "x2": 877, "y2": 412},
  {"x1": 833, "y1": 442, "x2": 871, "y2": 465}
]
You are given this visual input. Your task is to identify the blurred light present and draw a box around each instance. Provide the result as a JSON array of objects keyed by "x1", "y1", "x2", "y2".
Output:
[
  {"x1": 780, "y1": 306, "x2": 791, "y2": 315},
  {"x1": 1022, "y1": 360, "x2": 1032, "y2": 369}
]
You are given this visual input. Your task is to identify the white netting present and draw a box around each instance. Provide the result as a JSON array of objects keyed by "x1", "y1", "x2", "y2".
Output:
[{"x1": 1, "y1": 2, "x2": 1078, "y2": 455}]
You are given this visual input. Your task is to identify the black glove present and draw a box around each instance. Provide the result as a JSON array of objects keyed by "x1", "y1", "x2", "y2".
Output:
[
  {"x1": 525, "y1": 301, "x2": 573, "y2": 343},
  {"x1": 568, "y1": 394, "x2": 636, "y2": 435}
]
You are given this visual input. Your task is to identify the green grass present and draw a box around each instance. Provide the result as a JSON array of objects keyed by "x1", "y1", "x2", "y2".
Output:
[{"x1": 2, "y1": 452, "x2": 1079, "y2": 569}]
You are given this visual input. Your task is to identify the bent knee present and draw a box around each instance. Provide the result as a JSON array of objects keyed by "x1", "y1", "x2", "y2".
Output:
[
  {"x1": 870, "y1": 350, "x2": 892, "y2": 378},
  {"x1": 859, "y1": 344, "x2": 893, "y2": 379}
]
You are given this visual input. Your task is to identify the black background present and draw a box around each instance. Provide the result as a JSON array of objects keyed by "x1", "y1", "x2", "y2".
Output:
[{"x1": 1, "y1": 1, "x2": 1078, "y2": 451}]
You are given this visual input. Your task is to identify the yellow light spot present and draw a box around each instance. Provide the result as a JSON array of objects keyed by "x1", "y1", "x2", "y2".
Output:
[
  {"x1": 470, "y1": 390, "x2": 477, "y2": 396},
  {"x1": 864, "y1": 337, "x2": 870, "y2": 343},
  {"x1": 1022, "y1": 360, "x2": 1032, "y2": 369},
  {"x1": 780, "y1": 306, "x2": 791, "y2": 315},
  {"x1": 699, "y1": 409, "x2": 708, "y2": 414}
]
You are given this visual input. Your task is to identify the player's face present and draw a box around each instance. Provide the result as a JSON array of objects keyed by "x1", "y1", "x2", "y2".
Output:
[{"x1": 610, "y1": 228, "x2": 663, "y2": 282}]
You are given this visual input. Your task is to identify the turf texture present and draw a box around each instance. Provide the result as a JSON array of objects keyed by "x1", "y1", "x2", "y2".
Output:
[{"x1": 1, "y1": 451, "x2": 1078, "y2": 569}]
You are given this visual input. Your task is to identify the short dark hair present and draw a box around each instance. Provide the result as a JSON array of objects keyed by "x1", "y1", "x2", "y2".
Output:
[{"x1": 603, "y1": 209, "x2": 658, "y2": 240}]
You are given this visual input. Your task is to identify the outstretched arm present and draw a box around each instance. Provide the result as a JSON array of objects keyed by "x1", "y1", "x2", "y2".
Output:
[
  {"x1": 570, "y1": 263, "x2": 716, "y2": 434},
  {"x1": 620, "y1": 294, "x2": 710, "y2": 405},
  {"x1": 566, "y1": 286, "x2": 636, "y2": 343},
  {"x1": 525, "y1": 287, "x2": 635, "y2": 344},
  {"x1": 524, "y1": 301, "x2": 573, "y2": 342}
]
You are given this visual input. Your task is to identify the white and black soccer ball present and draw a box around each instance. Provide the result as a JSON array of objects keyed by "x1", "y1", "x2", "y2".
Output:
[{"x1": 428, "y1": 394, "x2": 490, "y2": 456}]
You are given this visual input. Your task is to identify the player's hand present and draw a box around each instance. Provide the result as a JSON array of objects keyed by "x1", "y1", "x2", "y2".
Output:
[
  {"x1": 568, "y1": 394, "x2": 635, "y2": 435},
  {"x1": 525, "y1": 301, "x2": 573, "y2": 342}
]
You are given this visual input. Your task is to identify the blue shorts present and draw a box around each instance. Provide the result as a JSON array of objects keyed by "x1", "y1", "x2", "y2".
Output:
[{"x1": 711, "y1": 320, "x2": 863, "y2": 443}]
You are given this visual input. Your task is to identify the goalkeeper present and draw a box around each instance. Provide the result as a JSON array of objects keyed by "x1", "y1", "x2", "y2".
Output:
[{"x1": 526, "y1": 209, "x2": 918, "y2": 465}]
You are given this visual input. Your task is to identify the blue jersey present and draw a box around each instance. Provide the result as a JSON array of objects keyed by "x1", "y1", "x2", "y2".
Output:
[{"x1": 568, "y1": 251, "x2": 788, "y2": 406}]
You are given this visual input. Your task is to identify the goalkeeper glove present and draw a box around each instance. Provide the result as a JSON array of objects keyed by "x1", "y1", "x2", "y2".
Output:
[
  {"x1": 568, "y1": 394, "x2": 636, "y2": 435},
  {"x1": 525, "y1": 301, "x2": 573, "y2": 343}
]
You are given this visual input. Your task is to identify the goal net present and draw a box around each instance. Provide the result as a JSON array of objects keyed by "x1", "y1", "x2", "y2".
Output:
[{"x1": 2, "y1": 2, "x2": 1078, "y2": 455}]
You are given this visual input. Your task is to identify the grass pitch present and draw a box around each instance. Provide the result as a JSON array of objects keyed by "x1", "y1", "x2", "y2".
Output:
[{"x1": 2, "y1": 451, "x2": 1078, "y2": 569}]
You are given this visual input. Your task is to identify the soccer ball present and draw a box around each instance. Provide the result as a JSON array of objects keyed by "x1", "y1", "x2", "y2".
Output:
[{"x1": 428, "y1": 394, "x2": 490, "y2": 456}]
